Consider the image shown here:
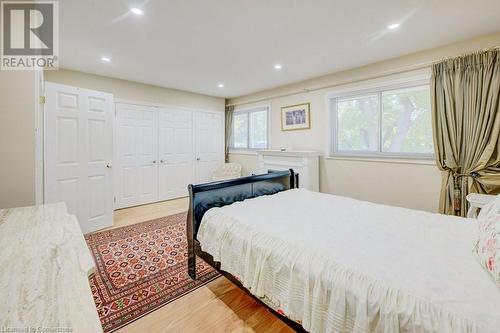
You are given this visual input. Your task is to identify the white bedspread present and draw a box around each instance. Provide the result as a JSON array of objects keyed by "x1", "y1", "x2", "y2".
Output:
[{"x1": 197, "y1": 189, "x2": 500, "y2": 333}]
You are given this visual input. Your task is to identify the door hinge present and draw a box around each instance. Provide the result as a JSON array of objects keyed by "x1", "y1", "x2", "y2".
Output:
[
  {"x1": 39, "y1": 95, "x2": 46, "y2": 104},
  {"x1": 114, "y1": 196, "x2": 116, "y2": 203}
]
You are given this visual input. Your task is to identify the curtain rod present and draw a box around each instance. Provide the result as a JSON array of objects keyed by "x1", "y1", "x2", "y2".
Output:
[{"x1": 227, "y1": 45, "x2": 500, "y2": 108}]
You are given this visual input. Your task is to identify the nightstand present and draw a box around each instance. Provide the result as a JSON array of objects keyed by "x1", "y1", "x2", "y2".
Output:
[{"x1": 466, "y1": 193, "x2": 496, "y2": 218}]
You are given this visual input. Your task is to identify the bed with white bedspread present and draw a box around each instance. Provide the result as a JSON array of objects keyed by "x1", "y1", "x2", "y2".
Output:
[{"x1": 197, "y1": 188, "x2": 500, "y2": 333}]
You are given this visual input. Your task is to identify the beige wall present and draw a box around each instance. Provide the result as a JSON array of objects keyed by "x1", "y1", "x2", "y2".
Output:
[
  {"x1": 0, "y1": 70, "x2": 37, "y2": 208},
  {"x1": 319, "y1": 158, "x2": 442, "y2": 212},
  {"x1": 45, "y1": 69, "x2": 225, "y2": 111},
  {"x1": 229, "y1": 32, "x2": 500, "y2": 212},
  {"x1": 0, "y1": 69, "x2": 223, "y2": 209}
]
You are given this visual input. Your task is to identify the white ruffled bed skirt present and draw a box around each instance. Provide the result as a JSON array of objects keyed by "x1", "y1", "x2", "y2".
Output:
[{"x1": 197, "y1": 190, "x2": 499, "y2": 333}]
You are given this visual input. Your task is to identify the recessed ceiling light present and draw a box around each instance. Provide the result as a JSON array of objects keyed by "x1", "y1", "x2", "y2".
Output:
[
  {"x1": 274, "y1": 64, "x2": 283, "y2": 70},
  {"x1": 388, "y1": 23, "x2": 400, "y2": 30},
  {"x1": 130, "y1": 8, "x2": 143, "y2": 15},
  {"x1": 218, "y1": 83, "x2": 224, "y2": 88},
  {"x1": 101, "y1": 56, "x2": 111, "y2": 63}
]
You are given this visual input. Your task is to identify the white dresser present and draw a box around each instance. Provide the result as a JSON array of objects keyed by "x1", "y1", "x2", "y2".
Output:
[
  {"x1": 0, "y1": 203, "x2": 103, "y2": 332},
  {"x1": 257, "y1": 150, "x2": 320, "y2": 191}
]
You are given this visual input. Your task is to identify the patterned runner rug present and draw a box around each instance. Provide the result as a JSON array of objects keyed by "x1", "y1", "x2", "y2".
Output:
[{"x1": 85, "y1": 212, "x2": 220, "y2": 332}]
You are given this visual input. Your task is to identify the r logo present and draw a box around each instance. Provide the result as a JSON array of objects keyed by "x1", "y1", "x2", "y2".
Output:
[{"x1": 2, "y1": 2, "x2": 53, "y2": 55}]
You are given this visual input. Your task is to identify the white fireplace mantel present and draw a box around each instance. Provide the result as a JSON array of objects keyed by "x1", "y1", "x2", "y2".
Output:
[{"x1": 257, "y1": 150, "x2": 320, "y2": 191}]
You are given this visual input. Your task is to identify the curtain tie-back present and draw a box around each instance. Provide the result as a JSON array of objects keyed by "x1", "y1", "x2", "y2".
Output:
[
  {"x1": 451, "y1": 172, "x2": 480, "y2": 211},
  {"x1": 452, "y1": 171, "x2": 480, "y2": 179}
]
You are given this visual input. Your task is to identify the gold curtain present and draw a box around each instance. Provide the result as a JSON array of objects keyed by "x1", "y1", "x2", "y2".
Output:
[
  {"x1": 431, "y1": 49, "x2": 500, "y2": 216},
  {"x1": 224, "y1": 105, "x2": 235, "y2": 163}
]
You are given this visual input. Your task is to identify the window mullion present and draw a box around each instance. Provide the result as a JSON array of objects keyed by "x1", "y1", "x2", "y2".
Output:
[
  {"x1": 378, "y1": 92, "x2": 383, "y2": 154},
  {"x1": 247, "y1": 111, "x2": 251, "y2": 149},
  {"x1": 230, "y1": 117, "x2": 235, "y2": 149},
  {"x1": 333, "y1": 99, "x2": 338, "y2": 154}
]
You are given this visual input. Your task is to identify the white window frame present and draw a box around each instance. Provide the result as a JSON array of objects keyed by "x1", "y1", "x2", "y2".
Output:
[
  {"x1": 327, "y1": 73, "x2": 434, "y2": 160},
  {"x1": 229, "y1": 104, "x2": 270, "y2": 151}
]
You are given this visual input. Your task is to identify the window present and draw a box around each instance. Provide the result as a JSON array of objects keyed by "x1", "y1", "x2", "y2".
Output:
[
  {"x1": 231, "y1": 106, "x2": 268, "y2": 150},
  {"x1": 331, "y1": 82, "x2": 433, "y2": 158}
]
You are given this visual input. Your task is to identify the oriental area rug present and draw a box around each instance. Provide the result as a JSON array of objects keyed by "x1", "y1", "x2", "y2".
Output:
[{"x1": 85, "y1": 212, "x2": 220, "y2": 332}]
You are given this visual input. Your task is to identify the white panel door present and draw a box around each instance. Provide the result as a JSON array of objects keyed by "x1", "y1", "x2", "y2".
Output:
[
  {"x1": 44, "y1": 82, "x2": 114, "y2": 233},
  {"x1": 158, "y1": 108, "x2": 195, "y2": 200},
  {"x1": 195, "y1": 112, "x2": 224, "y2": 183},
  {"x1": 115, "y1": 104, "x2": 159, "y2": 209}
]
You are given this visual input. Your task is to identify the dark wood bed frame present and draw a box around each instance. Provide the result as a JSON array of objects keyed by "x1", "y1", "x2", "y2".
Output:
[{"x1": 186, "y1": 169, "x2": 306, "y2": 332}]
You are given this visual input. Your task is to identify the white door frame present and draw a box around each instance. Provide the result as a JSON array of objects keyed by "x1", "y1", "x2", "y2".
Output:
[
  {"x1": 114, "y1": 98, "x2": 223, "y2": 116},
  {"x1": 35, "y1": 70, "x2": 45, "y2": 205}
]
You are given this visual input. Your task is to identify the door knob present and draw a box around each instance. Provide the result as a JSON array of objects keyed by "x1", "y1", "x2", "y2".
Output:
[
  {"x1": 196, "y1": 157, "x2": 200, "y2": 161},
  {"x1": 105, "y1": 162, "x2": 112, "y2": 169},
  {"x1": 160, "y1": 159, "x2": 164, "y2": 163},
  {"x1": 152, "y1": 160, "x2": 156, "y2": 164}
]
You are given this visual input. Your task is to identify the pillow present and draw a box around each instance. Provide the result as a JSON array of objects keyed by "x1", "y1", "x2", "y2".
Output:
[{"x1": 474, "y1": 194, "x2": 500, "y2": 288}]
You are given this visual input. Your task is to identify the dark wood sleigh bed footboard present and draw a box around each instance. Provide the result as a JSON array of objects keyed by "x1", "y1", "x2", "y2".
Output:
[
  {"x1": 187, "y1": 169, "x2": 297, "y2": 280},
  {"x1": 186, "y1": 169, "x2": 304, "y2": 331}
]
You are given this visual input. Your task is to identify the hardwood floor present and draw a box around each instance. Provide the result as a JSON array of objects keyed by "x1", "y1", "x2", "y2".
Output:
[
  {"x1": 111, "y1": 198, "x2": 189, "y2": 229},
  {"x1": 111, "y1": 199, "x2": 294, "y2": 333}
]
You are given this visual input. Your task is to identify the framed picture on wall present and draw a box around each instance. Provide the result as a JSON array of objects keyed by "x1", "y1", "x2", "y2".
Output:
[{"x1": 281, "y1": 103, "x2": 310, "y2": 131}]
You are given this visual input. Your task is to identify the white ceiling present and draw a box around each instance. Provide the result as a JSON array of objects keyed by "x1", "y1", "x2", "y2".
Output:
[{"x1": 60, "y1": 0, "x2": 500, "y2": 98}]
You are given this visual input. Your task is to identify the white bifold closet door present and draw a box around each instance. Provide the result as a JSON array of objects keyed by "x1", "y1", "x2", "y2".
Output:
[
  {"x1": 44, "y1": 82, "x2": 114, "y2": 233},
  {"x1": 115, "y1": 104, "x2": 224, "y2": 209},
  {"x1": 195, "y1": 112, "x2": 224, "y2": 183},
  {"x1": 158, "y1": 108, "x2": 195, "y2": 201},
  {"x1": 115, "y1": 104, "x2": 159, "y2": 209}
]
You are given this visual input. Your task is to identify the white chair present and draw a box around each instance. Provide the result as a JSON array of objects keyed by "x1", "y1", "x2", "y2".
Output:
[
  {"x1": 466, "y1": 193, "x2": 496, "y2": 218},
  {"x1": 212, "y1": 163, "x2": 242, "y2": 181}
]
